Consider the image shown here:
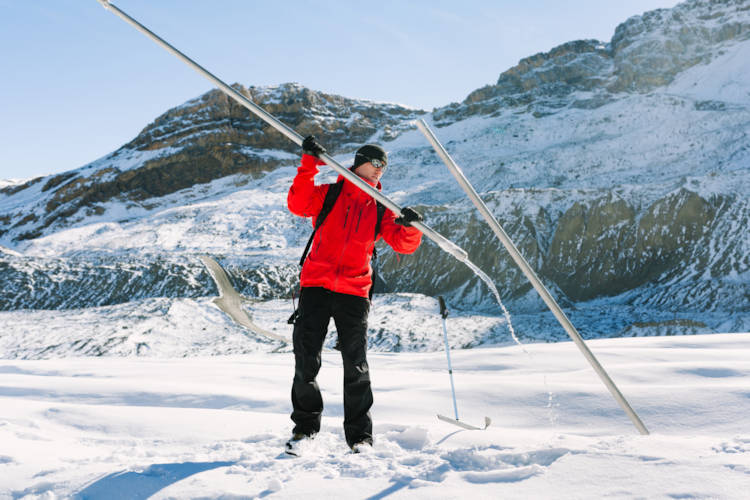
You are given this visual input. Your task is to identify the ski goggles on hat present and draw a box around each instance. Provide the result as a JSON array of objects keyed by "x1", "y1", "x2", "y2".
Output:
[
  {"x1": 369, "y1": 158, "x2": 387, "y2": 169},
  {"x1": 356, "y1": 154, "x2": 387, "y2": 169}
]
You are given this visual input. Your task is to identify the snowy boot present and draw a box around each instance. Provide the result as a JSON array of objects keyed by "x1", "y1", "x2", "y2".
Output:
[
  {"x1": 285, "y1": 432, "x2": 315, "y2": 457},
  {"x1": 349, "y1": 439, "x2": 373, "y2": 454}
]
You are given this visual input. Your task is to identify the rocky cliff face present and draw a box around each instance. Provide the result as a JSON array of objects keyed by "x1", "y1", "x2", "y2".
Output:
[
  {"x1": 375, "y1": 188, "x2": 748, "y2": 314},
  {"x1": 434, "y1": 0, "x2": 750, "y2": 124},
  {"x1": 128, "y1": 83, "x2": 420, "y2": 153},
  {"x1": 609, "y1": 0, "x2": 750, "y2": 92},
  {"x1": 435, "y1": 40, "x2": 615, "y2": 123}
]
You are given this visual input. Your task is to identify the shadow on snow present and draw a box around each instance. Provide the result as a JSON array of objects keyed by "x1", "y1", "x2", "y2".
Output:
[{"x1": 74, "y1": 461, "x2": 234, "y2": 499}]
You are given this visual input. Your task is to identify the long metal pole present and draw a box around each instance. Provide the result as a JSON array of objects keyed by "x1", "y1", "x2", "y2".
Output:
[
  {"x1": 416, "y1": 119, "x2": 649, "y2": 435},
  {"x1": 95, "y1": 0, "x2": 469, "y2": 265}
]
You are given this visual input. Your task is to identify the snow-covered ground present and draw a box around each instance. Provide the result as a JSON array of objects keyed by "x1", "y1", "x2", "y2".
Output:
[
  {"x1": 0, "y1": 294, "x2": 512, "y2": 359},
  {"x1": 2, "y1": 332, "x2": 749, "y2": 499}
]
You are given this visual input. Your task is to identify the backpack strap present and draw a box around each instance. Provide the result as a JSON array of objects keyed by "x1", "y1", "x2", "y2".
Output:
[
  {"x1": 298, "y1": 180, "x2": 344, "y2": 267},
  {"x1": 371, "y1": 201, "x2": 386, "y2": 261},
  {"x1": 374, "y1": 202, "x2": 386, "y2": 239},
  {"x1": 369, "y1": 202, "x2": 387, "y2": 300}
]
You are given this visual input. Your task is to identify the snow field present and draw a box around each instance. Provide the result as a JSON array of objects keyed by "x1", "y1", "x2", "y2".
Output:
[
  {"x1": 1, "y1": 333, "x2": 749, "y2": 498},
  {"x1": 0, "y1": 294, "x2": 512, "y2": 359}
]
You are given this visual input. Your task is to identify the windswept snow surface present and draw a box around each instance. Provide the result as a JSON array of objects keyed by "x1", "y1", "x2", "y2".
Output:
[
  {"x1": 0, "y1": 295, "x2": 512, "y2": 358},
  {"x1": 1, "y1": 333, "x2": 749, "y2": 499}
]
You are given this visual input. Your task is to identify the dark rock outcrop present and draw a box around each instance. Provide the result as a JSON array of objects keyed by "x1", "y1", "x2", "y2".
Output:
[
  {"x1": 1, "y1": 83, "x2": 424, "y2": 242},
  {"x1": 434, "y1": 0, "x2": 750, "y2": 124}
]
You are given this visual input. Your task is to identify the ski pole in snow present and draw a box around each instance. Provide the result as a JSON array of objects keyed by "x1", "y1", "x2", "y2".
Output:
[
  {"x1": 94, "y1": 0, "x2": 469, "y2": 267},
  {"x1": 439, "y1": 296, "x2": 459, "y2": 420},
  {"x1": 436, "y1": 296, "x2": 491, "y2": 431},
  {"x1": 416, "y1": 119, "x2": 650, "y2": 436}
]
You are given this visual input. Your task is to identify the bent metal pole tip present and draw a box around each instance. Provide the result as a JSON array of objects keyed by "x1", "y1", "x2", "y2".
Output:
[{"x1": 96, "y1": 0, "x2": 111, "y2": 9}]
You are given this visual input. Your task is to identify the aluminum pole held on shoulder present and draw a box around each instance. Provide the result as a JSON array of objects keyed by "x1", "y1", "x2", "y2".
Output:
[
  {"x1": 94, "y1": 0, "x2": 469, "y2": 266},
  {"x1": 415, "y1": 119, "x2": 649, "y2": 436}
]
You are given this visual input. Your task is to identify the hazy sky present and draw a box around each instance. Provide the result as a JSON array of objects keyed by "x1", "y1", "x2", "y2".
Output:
[{"x1": 0, "y1": 0, "x2": 680, "y2": 180}]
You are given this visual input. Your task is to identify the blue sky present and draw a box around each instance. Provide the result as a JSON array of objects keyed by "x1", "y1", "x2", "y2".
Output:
[{"x1": 0, "y1": 0, "x2": 679, "y2": 181}]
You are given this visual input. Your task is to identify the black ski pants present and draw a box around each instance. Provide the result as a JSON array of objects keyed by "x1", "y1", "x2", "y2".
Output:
[{"x1": 291, "y1": 286, "x2": 373, "y2": 447}]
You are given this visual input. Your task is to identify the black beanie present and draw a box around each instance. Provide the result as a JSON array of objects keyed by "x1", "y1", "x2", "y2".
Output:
[{"x1": 353, "y1": 144, "x2": 388, "y2": 169}]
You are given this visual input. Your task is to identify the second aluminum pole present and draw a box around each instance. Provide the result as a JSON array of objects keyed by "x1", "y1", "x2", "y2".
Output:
[{"x1": 416, "y1": 119, "x2": 649, "y2": 436}]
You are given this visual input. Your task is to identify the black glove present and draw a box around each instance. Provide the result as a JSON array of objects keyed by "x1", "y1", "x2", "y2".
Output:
[
  {"x1": 302, "y1": 135, "x2": 326, "y2": 157},
  {"x1": 394, "y1": 207, "x2": 423, "y2": 227}
]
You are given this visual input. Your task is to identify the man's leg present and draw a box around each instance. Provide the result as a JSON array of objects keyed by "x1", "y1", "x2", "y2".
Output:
[
  {"x1": 332, "y1": 292, "x2": 373, "y2": 447},
  {"x1": 291, "y1": 287, "x2": 331, "y2": 436}
]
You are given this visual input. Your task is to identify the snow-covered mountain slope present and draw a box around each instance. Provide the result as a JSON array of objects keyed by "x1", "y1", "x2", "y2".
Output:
[
  {"x1": 1, "y1": 0, "x2": 748, "y2": 344},
  {"x1": 0, "y1": 83, "x2": 424, "y2": 243},
  {"x1": 434, "y1": 0, "x2": 750, "y2": 123},
  {"x1": 1, "y1": 332, "x2": 748, "y2": 498}
]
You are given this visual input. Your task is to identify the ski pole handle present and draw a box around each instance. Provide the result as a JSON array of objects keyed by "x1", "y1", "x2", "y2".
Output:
[{"x1": 438, "y1": 296, "x2": 449, "y2": 319}]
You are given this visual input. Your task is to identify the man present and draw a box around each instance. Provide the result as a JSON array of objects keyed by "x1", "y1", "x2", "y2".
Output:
[{"x1": 286, "y1": 135, "x2": 423, "y2": 454}]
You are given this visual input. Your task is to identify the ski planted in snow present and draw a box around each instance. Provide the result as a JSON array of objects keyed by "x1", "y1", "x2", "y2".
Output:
[
  {"x1": 436, "y1": 296, "x2": 492, "y2": 431},
  {"x1": 200, "y1": 255, "x2": 289, "y2": 344},
  {"x1": 437, "y1": 414, "x2": 492, "y2": 431}
]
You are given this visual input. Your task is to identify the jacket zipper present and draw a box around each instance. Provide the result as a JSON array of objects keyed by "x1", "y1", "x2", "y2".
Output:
[
  {"x1": 332, "y1": 200, "x2": 358, "y2": 292},
  {"x1": 343, "y1": 206, "x2": 350, "y2": 228},
  {"x1": 355, "y1": 208, "x2": 364, "y2": 233}
]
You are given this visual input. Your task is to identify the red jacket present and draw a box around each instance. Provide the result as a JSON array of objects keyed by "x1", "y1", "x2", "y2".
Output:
[{"x1": 288, "y1": 154, "x2": 422, "y2": 298}]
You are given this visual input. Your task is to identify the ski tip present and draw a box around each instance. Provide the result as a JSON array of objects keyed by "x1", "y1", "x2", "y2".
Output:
[{"x1": 437, "y1": 413, "x2": 491, "y2": 431}]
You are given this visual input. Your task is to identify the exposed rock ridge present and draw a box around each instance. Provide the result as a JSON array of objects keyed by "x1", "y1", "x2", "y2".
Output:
[{"x1": 434, "y1": 0, "x2": 750, "y2": 124}]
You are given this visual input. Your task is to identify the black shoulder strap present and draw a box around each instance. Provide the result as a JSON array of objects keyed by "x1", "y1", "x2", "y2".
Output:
[
  {"x1": 298, "y1": 180, "x2": 344, "y2": 266},
  {"x1": 369, "y1": 202, "x2": 388, "y2": 300},
  {"x1": 316, "y1": 180, "x2": 345, "y2": 230},
  {"x1": 374, "y1": 202, "x2": 386, "y2": 239},
  {"x1": 371, "y1": 202, "x2": 386, "y2": 261}
]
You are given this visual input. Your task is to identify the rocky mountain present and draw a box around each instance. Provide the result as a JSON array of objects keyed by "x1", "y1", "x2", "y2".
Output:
[
  {"x1": 0, "y1": 83, "x2": 424, "y2": 242},
  {"x1": 1, "y1": 0, "x2": 749, "y2": 356},
  {"x1": 434, "y1": 0, "x2": 750, "y2": 123}
]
